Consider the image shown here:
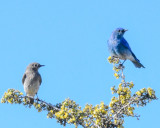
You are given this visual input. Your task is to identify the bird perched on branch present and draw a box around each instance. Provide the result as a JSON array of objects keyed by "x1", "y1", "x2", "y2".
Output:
[
  {"x1": 108, "y1": 28, "x2": 145, "y2": 68},
  {"x1": 22, "y1": 62, "x2": 44, "y2": 103}
]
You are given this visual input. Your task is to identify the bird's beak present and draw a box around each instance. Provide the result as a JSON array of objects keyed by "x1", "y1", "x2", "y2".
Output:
[
  {"x1": 124, "y1": 29, "x2": 128, "y2": 32},
  {"x1": 39, "y1": 65, "x2": 45, "y2": 67}
]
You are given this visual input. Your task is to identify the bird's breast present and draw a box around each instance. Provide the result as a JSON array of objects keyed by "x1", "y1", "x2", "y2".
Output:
[{"x1": 23, "y1": 73, "x2": 40, "y2": 97}]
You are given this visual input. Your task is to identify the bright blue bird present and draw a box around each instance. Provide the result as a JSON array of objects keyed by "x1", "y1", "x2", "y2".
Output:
[{"x1": 108, "y1": 28, "x2": 145, "y2": 68}]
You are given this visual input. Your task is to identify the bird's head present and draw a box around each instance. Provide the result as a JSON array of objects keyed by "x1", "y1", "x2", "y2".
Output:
[
  {"x1": 112, "y1": 28, "x2": 128, "y2": 39},
  {"x1": 27, "y1": 62, "x2": 45, "y2": 72}
]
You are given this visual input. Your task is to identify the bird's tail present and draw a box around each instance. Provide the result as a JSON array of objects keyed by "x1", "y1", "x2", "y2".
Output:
[
  {"x1": 131, "y1": 52, "x2": 145, "y2": 68},
  {"x1": 131, "y1": 60, "x2": 145, "y2": 68},
  {"x1": 29, "y1": 97, "x2": 34, "y2": 104},
  {"x1": 27, "y1": 95, "x2": 34, "y2": 104}
]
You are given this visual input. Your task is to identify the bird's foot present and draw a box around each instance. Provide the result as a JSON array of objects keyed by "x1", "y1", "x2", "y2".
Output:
[
  {"x1": 35, "y1": 94, "x2": 40, "y2": 102},
  {"x1": 118, "y1": 64, "x2": 125, "y2": 69}
]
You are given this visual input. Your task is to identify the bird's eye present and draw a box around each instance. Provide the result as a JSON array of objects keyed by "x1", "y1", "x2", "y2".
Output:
[
  {"x1": 35, "y1": 64, "x2": 37, "y2": 67},
  {"x1": 118, "y1": 30, "x2": 121, "y2": 32}
]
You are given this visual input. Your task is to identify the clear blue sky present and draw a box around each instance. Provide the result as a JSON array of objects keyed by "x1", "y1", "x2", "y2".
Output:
[{"x1": 0, "y1": 1, "x2": 159, "y2": 128}]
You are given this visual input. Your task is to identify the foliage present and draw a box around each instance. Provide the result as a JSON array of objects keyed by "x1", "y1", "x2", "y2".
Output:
[{"x1": 1, "y1": 57, "x2": 157, "y2": 128}]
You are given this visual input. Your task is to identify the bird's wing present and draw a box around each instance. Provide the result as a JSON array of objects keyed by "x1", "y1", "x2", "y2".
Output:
[
  {"x1": 121, "y1": 38, "x2": 139, "y2": 61},
  {"x1": 22, "y1": 73, "x2": 26, "y2": 85},
  {"x1": 121, "y1": 38, "x2": 132, "y2": 52},
  {"x1": 38, "y1": 74, "x2": 42, "y2": 85}
]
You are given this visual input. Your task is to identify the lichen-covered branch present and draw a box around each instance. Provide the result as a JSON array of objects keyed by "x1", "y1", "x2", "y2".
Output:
[{"x1": 1, "y1": 57, "x2": 157, "y2": 128}]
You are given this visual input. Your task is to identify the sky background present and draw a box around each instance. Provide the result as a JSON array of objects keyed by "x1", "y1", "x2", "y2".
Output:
[{"x1": 0, "y1": 0, "x2": 159, "y2": 128}]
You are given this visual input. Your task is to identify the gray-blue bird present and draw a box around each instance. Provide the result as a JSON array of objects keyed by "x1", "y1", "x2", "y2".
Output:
[
  {"x1": 108, "y1": 28, "x2": 145, "y2": 68},
  {"x1": 22, "y1": 62, "x2": 44, "y2": 103}
]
